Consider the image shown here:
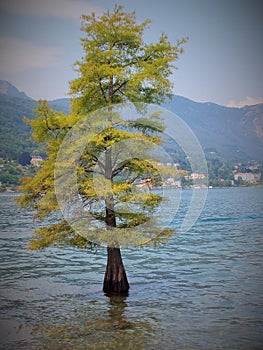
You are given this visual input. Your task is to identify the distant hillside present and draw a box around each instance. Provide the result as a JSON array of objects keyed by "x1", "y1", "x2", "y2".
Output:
[
  {"x1": 0, "y1": 94, "x2": 37, "y2": 159},
  {"x1": 0, "y1": 80, "x2": 32, "y2": 100},
  {"x1": 0, "y1": 85, "x2": 70, "y2": 159},
  {"x1": 48, "y1": 96, "x2": 263, "y2": 162},
  {"x1": 49, "y1": 98, "x2": 70, "y2": 113},
  {"x1": 165, "y1": 96, "x2": 263, "y2": 162},
  {"x1": 0, "y1": 81, "x2": 262, "y2": 163}
]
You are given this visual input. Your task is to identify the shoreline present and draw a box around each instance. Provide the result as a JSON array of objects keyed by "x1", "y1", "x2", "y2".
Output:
[{"x1": 1, "y1": 184, "x2": 263, "y2": 194}]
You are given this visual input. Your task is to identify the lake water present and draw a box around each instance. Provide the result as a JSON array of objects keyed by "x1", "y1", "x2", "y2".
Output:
[{"x1": 0, "y1": 188, "x2": 262, "y2": 349}]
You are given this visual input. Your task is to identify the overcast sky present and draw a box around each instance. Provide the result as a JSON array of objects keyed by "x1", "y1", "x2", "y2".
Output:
[{"x1": 0, "y1": 0, "x2": 262, "y2": 107}]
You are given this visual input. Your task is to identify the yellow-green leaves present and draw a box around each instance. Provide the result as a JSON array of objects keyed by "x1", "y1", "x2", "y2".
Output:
[
  {"x1": 24, "y1": 100, "x2": 72, "y2": 144},
  {"x1": 70, "y1": 5, "x2": 187, "y2": 113},
  {"x1": 18, "y1": 6, "x2": 186, "y2": 249},
  {"x1": 28, "y1": 221, "x2": 91, "y2": 250}
]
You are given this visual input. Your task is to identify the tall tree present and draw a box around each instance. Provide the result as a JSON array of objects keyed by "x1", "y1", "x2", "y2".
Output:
[
  {"x1": 18, "y1": 151, "x2": 31, "y2": 166},
  {"x1": 18, "y1": 6, "x2": 186, "y2": 296}
]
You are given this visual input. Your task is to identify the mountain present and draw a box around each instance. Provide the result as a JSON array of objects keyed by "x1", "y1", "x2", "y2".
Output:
[
  {"x1": 0, "y1": 80, "x2": 32, "y2": 100},
  {"x1": 0, "y1": 81, "x2": 35, "y2": 159},
  {"x1": 0, "y1": 81, "x2": 262, "y2": 163},
  {"x1": 0, "y1": 94, "x2": 37, "y2": 159},
  {"x1": 165, "y1": 96, "x2": 263, "y2": 162},
  {"x1": 49, "y1": 98, "x2": 70, "y2": 113},
  {"x1": 48, "y1": 96, "x2": 263, "y2": 162}
]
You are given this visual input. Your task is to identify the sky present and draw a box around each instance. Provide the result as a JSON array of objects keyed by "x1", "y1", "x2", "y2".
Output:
[{"x1": 0, "y1": 0, "x2": 262, "y2": 107}]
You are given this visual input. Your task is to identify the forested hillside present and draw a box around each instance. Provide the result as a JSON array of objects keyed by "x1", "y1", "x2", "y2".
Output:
[{"x1": 0, "y1": 81, "x2": 262, "y2": 164}]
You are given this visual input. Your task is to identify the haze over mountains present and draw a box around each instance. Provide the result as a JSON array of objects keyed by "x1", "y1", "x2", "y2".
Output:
[
  {"x1": 0, "y1": 80, "x2": 32, "y2": 100},
  {"x1": 0, "y1": 80, "x2": 262, "y2": 163}
]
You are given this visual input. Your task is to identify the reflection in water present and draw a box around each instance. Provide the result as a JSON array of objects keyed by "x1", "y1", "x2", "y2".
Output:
[
  {"x1": 40, "y1": 296, "x2": 157, "y2": 350},
  {"x1": 107, "y1": 296, "x2": 130, "y2": 329}
]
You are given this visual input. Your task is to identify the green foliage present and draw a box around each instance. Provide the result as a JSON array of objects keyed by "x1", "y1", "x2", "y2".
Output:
[
  {"x1": 18, "y1": 152, "x2": 31, "y2": 166},
  {"x1": 207, "y1": 157, "x2": 234, "y2": 187},
  {"x1": 0, "y1": 172, "x2": 20, "y2": 185},
  {"x1": 28, "y1": 221, "x2": 92, "y2": 250},
  {"x1": 0, "y1": 160, "x2": 36, "y2": 189},
  {"x1": 70, "y1": 5, "x2": 187, "y2": 114},
  {"x1": 0, "y1": 95, "x2": 37, "y2": 160},
  {"x1": 18, "y1": 6, "x2": 186, "y2": 249}
]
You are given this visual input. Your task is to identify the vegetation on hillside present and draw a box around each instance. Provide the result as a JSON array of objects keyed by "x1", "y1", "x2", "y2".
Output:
[{"x1": 0, "y1": 95, "x2": 38, "y2": 160}]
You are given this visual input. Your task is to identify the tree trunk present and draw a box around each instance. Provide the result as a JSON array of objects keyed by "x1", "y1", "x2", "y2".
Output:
[
  {"x1": 103, "y1": 247, "x2": 129, "y2": 296},
  {"x1": 103, "y1": 146, "x2": 129, "y2": 296}
]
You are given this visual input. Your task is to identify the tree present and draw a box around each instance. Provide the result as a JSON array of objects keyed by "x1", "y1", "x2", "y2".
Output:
[
  {"x1": 18, "y1": 152, "x2": 32, "y2": 166},
  {"x1": 18, "y1": 6, "x2": 186, "y2": 296}
]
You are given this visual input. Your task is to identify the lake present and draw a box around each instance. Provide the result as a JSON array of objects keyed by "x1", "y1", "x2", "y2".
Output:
[{"x1": 0, "y1": 188, "x2": 262, "y2": 349}]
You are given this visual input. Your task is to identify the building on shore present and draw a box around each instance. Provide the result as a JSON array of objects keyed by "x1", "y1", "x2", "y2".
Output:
[
  {"x1": 234, "y1": 172, "x2": 261, "y2": 183},
  {"x1": 30, "y1": 156, "x2": 43, "y2": 166}
]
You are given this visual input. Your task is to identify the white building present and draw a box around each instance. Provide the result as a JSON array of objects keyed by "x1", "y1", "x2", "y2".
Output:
[
  {"x1": 234, "y1": 172, "x2": 261, "y2": 183},
  {"x1": 185, "y1": 173, "x2": 206, "y2": 180},
  {"x1": 30, "y1": 156, "x2": 43, "y2": 166}
]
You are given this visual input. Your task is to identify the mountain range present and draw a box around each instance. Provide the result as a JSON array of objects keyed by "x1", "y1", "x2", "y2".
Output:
[{"x1": 0, "y1": 80, "x2": 262, "y2": 163}]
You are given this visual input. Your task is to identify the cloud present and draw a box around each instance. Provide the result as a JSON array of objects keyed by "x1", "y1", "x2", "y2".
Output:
[
  {"x1": 227, "y1": 96, "x2": 263, "y2": 108},
  {"x1": 0, "y1": 0, "x2": 102, "y2": 21},
  {"x1": 0, "y1": 36, "x2": 62, "y2": 74}
]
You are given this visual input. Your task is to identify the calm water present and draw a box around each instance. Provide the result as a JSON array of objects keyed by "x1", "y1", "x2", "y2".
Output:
[{"x1": 0, "y1": 188, "x2": 262, "y2": 349}]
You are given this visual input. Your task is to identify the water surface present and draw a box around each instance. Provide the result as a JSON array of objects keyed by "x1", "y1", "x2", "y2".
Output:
[{"x1": 0, "y1": 188, "x2": 262, "y2": 349}]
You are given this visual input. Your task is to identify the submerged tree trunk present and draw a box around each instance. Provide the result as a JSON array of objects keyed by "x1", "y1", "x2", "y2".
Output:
[
  {"x1": 103, "y1": 198, "x2": 130, "y2": 296},
  {"x1": 103, "y1": 247, "x2": 129, "y2": 296},
  {"x1": 103, "y1": 147, "x2": 129, "y2": 296}
]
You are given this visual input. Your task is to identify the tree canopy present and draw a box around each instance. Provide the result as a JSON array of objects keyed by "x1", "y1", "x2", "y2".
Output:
[
  {"x1": 70, "y1": 5, "x2": 187, "y2": 113},
  {"x1": 18, "y1": 5, "x2": 186, "y2": 248},
  {"x1": 17, "y1": 6, "x2": 187, "y2": 294}
]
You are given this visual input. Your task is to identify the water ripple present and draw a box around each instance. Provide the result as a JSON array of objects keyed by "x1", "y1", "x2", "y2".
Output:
[{"x1": 0, "y1": 189, "x2": 263, "y2": 349}]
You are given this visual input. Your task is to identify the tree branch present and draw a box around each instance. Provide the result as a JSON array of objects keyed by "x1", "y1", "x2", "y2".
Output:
[
  {"x1": 90, "y1": 154, "x2": 105, "y2": 172},
  {"x1": 112, "y1": 158, "x2": 136, "y2": 177},
  {"x1": 112, "y1": 80, "x2": 129, "y2": 95},
  {"x1": 97, "y1": 74, "x2": 108, "y2": 103}
]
